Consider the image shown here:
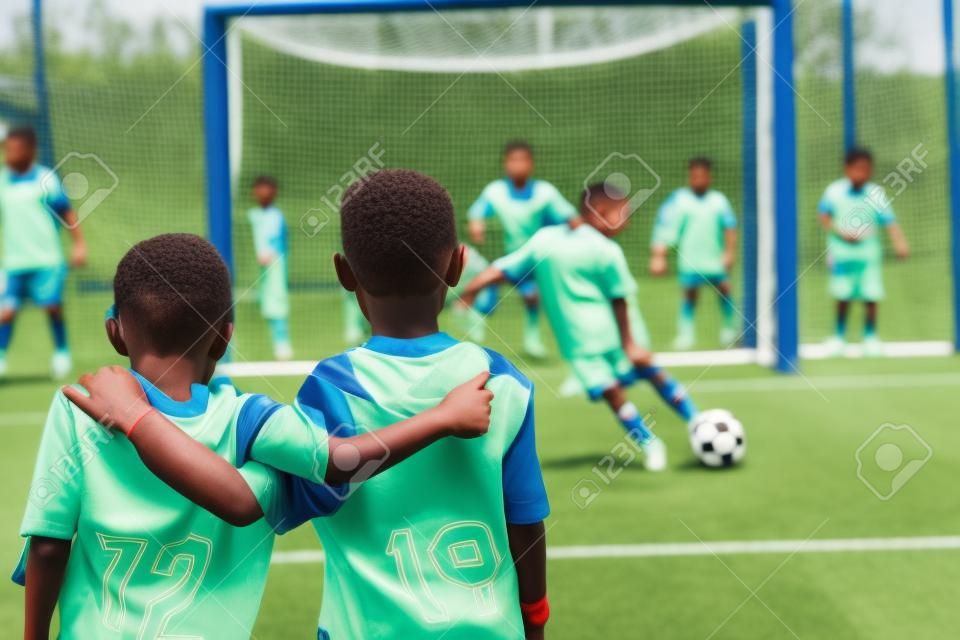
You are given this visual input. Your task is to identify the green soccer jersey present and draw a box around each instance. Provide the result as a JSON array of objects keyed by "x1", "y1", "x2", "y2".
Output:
[
  {"x1": 0, "y1": 164, "x2": 72, "y2": 271},
  {"x1": 655, "y1": 187, "x2": 737, "y2": 276},
  {"x1": 238, "y1": 335, "x2": 549, "y2": 640},
  {"x1": 818, "y1": 178, "x2": 895, "y2": 264},
  {"x1": 16, "y1": 376, "x2": 304, "y2": 640},
  {"x1": 495, "y1": 223, "x2": 636, "y2": 359},
  {"x1": 468, "y1": 178, "x2": 576, "y2": 253}
]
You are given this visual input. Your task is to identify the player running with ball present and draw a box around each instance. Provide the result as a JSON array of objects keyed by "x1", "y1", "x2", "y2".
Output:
[{"x1": 462, "y1": 183, "x2": 700, "y2": 470}]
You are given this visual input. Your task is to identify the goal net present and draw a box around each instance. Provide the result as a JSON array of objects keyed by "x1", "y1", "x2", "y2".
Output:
[
  {"x1": 220, "y1": 4, "x2": 780, "y2": 367},
  {"x1": 794, "y1": 0, "x2": 952, "y2": 357}
]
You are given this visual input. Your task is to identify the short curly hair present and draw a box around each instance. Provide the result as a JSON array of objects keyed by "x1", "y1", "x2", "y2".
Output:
[
  {"x1": 114, "y1": 234, "x2": 233, "y2": 355},
  {"x1": 340, "y1": 169, "x2": 457, "y2": 296}
]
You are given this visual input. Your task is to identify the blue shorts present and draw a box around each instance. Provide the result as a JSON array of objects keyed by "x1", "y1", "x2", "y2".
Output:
[
  {"x1": 515, "y1": 272, "x2": 538, "y2": 298},
  {"x1": 1, "y1": 267, "x2": 67, "y2": 310},
  {"x1": 679, "y1": 272, "x2": 728, "y2": 289},
  {"x1": 473, "y1": 286, "x2": 499, "y2": 315}
]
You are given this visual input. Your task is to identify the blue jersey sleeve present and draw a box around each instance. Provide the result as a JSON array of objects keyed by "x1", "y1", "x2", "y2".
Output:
[
  {"x1": 502, "y1": 389, "x2": 550, "y2": 525},
  {"x1": 467, "y1": 188, "x2": 495, "y2": 221},
  {"x1": 237, "y1": 391, "x2": 349, "y2": 534},
  {"x1": 41, "y1": 171, "x2": 71, "y2": 218},
  {"x1": 817, "y1": 187, "x2": 836, "y2": 216}
]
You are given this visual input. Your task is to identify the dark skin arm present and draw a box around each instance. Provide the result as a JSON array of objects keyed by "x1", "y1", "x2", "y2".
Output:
[
  {"x1": 62, "y1": 367, "x2": 493, "y2": 527},
  {"x1": 459, "y1": 265, "x2": 510, "y2": 308},
  {"x1": 24, "y1": 536, "x2": 71, "y2": 640},
  {"x1": 612, "y1": 297, "x2": 652, "y2": 368},
  {"x1": 508, "y1": 522, "x2": 548, "y2": 640}
]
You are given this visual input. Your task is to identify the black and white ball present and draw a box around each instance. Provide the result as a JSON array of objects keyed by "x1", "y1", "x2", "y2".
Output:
[{"x1": 689, "y1": 409, "x2": 746, "y2": 468}]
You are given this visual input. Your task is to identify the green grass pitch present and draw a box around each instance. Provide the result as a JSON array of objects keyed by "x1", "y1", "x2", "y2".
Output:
[{"x1": 1, "y1": 303, "x2": 958, "y2": 639}]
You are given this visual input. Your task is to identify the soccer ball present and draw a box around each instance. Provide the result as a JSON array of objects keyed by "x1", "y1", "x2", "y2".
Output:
[{"x1": 689, "y1": 409, "x2": 746, "y2": 468}]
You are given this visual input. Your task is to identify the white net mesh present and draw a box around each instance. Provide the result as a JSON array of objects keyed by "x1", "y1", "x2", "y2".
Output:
[{"x1": 226, "y1": 5, "x2": 757, "y2": 361}]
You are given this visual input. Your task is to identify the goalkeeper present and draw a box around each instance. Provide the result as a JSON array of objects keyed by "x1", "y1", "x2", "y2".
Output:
[{"x1": 817, "y1": 148, "x2": 909, "y2": 356}]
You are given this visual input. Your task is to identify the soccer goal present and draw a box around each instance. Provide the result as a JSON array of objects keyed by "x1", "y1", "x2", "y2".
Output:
[{"x1": 202, "y1": 0, "x2": 801, "y2": 372}]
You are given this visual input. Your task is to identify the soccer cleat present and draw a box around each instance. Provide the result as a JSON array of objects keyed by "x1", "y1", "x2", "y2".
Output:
[
  {"x1": 823, "y1": 336, "x2": 846, "y2": 358},
  {"x1": 273, "y1": 342, "x2": 294, "y2": 361},
  {"x1": 672, "y1": 330, "x2": 694, "y2": 351},
  {"x1": 719, "y1": 326, "x2": 738, "y2": 348},
  {"x1": 557, "y1": 374, "x2": 583, "y2": 398},
  {"x1": 863, "y1": 335, "x2": 883, "y2": 358},
  {"x1": 51, "y1": 350, "x2": 72, "y2": 381},
  {"x1": 641, "y1": 437, "x2": 668, "y2": 472}
]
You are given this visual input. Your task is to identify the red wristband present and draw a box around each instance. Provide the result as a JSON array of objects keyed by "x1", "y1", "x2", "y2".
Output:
[
  {"x1": 520, "y1": 596, "x2": 550, "y2": 627},
  {"x1": 125, "y1": 407, "x2": 155, "y2": 437}
]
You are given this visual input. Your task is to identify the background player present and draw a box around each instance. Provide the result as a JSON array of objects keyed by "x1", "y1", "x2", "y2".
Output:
[
  {"x1": 818, "y1": 147, "x2": 910, "y2": 356},
  {"x1": 468, "y1": 139, "x2": 577, "y2": 357},
  {"x1": 247, "y1": 175, "x2": 293, "y2": 360},
  {"x1": 649, "y1": 157, "x2": 738, "y2": 349},
  {"x1": 28, "y1": 233, "x2": 493, "y2": 638},
  {"x1": 67, "y1": 171, "x2": 551, "y2": 640},
  {"x1": 448, "y1": 244, "x2": 499, "y2": 342},
  {"x1": 462, "y1": 183, "x2": 700, "y2": 471},
  {"x1": 0, "y1": 126, "x2": 87, "y2": 379}
]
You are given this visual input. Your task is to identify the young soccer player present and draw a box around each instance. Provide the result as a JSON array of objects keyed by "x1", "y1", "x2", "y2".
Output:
[
  {"x1": 247, "y1": 175, "x2": 293, "y2": 360},
  {"x1": 468, "y1": 139, "x2": 577, "y2": 357},
  {"x1": 818, "y1": 147, "x2": 910, "y2": 356},
  {"x1": 22, "y1": 233, "x2": 493, "y2": 639},
  {"x1": 0, "y1": 126, "x2": 87, "y2": 379},
  {"x1": 650, "y1": 157, "x2": 739, "y2": 349},
  {"x1": 66, "y1": 172, "x2": 551, "y2": 640},
  {"x1": 463, "y1": 183, "x2": 701, "y2": 470}
]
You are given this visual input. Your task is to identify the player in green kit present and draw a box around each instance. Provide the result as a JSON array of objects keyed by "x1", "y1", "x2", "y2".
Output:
[
  {"x1": 66, "y1": 172, "x2": 551, "y2": 640},
  {"x1": 462, "y1": 183, "x2": 702, "y2": 471},
  {"x1": 818, "y1": 148, "x2": 910, "y2": 356},
  {"x1": 0, "y1": 126, "x2": 87, "y2": 379},
  {"x1": 650, "y1": 157, "x2": 739, "y2": 349},
  {"x1": 468, "y1": 140, "x2": 577, "y2": 357},
  {"x1": 247, "y1": 175, "x2": 293, "y2": 360},
  {"x1": 21, "y1": 233, "x2": 494, "y2": 639}
]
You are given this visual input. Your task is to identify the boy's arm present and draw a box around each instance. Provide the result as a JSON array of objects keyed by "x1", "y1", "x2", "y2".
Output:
[
  {"x1": 20, "y1": 394, "x2": 84, "y2": 637},
  {"x1": 61, "y1": 367, "x2": 493, "y2": 526},
  {"x1": 612, "y1": 298, "x2": 651, "y2": 367},
  {"x1": 467, "y1": 191, "x2": 493, "y2": 245},
  {"x1": 724, "y1": 227, "x2": 737, "y2": 271},
  {"x1": 887, "y1": 223, "x2": 910, "y2": 259},
  {"x1": 502, "y1": 388, "x2": 550, "y2": 638},
  {"x1": 459, "y1": 265, "x2": 509, "y2": 308},
  {"x1": 508, "y1": 523, "x2": 548, "y2": 640},
  {"x1": 62, "y1": 212, "x2": 88, "y2": 267},
  {"x1": 24, "y1": 537, "x2": 71, "y2": 640}
]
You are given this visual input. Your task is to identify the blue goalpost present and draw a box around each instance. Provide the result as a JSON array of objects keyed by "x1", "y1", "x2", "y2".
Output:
[{"x1": 201, "y1": 0, "x2": 800, "y2": 372}]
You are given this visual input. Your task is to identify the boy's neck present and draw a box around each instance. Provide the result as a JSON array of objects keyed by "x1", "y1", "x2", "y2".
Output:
[
  {"x1": 129, "y1": 353, "x2": 209, "y2": 402},
  {"x1": 7, "y1": 161, "x2": 33, "y2": 174},
  {"x1": 364, "y1": 293, "x2": 442, "y2": 339},
  {"x1": 510, "y1": 176, "x2": 529, "y2": 189}
]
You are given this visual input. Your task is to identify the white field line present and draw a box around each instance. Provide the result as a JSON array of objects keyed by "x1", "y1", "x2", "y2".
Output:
[
  {"x1": 272, "y1": 535, "x2": 960, "y2": 566},
  {"x1": 218, "y1": 341, "x2": 954, "y2": 378}
]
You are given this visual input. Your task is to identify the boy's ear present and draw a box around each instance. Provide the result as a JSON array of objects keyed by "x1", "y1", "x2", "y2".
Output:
[
  {"x1": 209, "y1": 322, "x2": 234, "y2": 361},
  {"x1": 334, "y1": 253, "x2": 358, "y2": 292},
  {"x1": 444, "y1": 244, "x2": 467, "y2": 288},
  {"x1": 105, "y1": 318, "x2": 128, "y2": 357}
]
